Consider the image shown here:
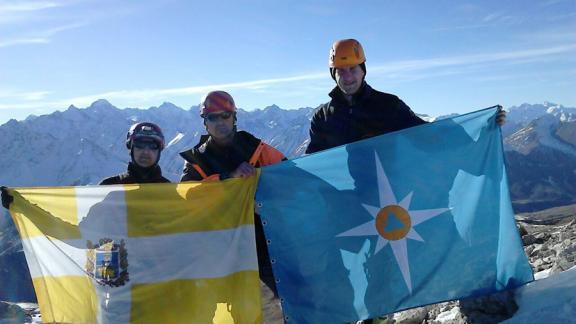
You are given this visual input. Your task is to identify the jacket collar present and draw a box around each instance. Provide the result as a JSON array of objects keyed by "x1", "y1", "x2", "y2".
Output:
[
  {"x1": 179, "y1": 131, "x2": 261, "y2": 164},
  {"x1": 127, "y1": 162, "x2": 163, "y2": 180}
]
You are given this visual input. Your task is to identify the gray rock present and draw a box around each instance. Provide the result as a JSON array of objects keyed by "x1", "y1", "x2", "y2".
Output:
[
  {"x1": 392, "y1": 306, "x2": 429, "y2": 323},
  {"x1": 550, "y1": 243, "x2": 576, "y2": 274},
  {"x1": 522, "y1": 234, "x2": 537, "y2": 246},
  {"x1": 533, "y1": 258, "x2": 544, "y2": 268},
  {"x1": 0, "y1": 301, "x2": 25, "y2": 323},
  {"x1": 458, "y1": 290, "x2": 518, "y2": 323},
  {"x1": 534, "y1": 232, "x2": 549, "y2": 243},
  {"x1": 260, "y1": 282, "x2": 283, "y2": 324},
  {"x1": 517, "y1": 224, "x2": 528, "y2": 237},
  {"x1": 529, "y1": 244, "x2": 544, "y2": 257}
]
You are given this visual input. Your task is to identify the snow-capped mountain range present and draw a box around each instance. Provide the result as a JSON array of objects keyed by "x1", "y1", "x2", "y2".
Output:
[
  {"x1": 504, "y1": 104, "x2": 576, "y2": 156},
  {"x1": 0, "y1": 100, "x2": 314, "y2": 186},
  {"x1": 0, "y1": 100, "x2": 575, "y2": 211}
]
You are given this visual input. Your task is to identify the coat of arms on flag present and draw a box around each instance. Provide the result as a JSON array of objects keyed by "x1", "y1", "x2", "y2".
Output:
[{"x1": 86, "y1": 239, "x2": 129, "y2": 287}]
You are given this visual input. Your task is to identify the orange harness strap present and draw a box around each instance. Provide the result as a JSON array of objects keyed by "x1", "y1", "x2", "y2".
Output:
[
  {"x1": 191, "y1": 164, "x2": 208, "y2": 180},
  {"x1": 248, "y1": 142, "x2": 265, "y2": 166},
  {"x1": 192, "y1": 142, "x2": 266, "y2": 180}
]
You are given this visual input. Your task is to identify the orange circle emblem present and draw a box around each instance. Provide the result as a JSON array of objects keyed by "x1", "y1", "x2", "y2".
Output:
[{"x1": 375, "y1": 205, "x2": 411, "y2": 240}]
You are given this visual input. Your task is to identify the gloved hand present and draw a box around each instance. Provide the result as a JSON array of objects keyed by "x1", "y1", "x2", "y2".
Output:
[
  {"x1": 1, "y1": 186, "x2": 13, "y2": 209},
  {"x1": 496, "y1": 105, "x2": 507, "y2": 126}
]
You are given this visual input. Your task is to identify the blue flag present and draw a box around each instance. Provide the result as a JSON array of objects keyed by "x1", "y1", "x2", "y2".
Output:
[{"x1": 257, "y1": 107, "x2": 533, "y2": 323}]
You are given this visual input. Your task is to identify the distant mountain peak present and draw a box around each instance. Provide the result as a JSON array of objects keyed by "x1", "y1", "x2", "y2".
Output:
[
  {"x1": 543, "y1": 101, "x2": 560, "y2": 108},
  {"x1": 24, "y1": 115, "x2": 37, "y2": 122},
  {"x1": 263, "y1": 104, "x2": 281, "y2": 111},
  {"x1": 5, "y1": 118, "x2": 20, "y2": 126},
  {"x1": 157, "y1": 102, "x2": 181, "y2": 110},
  {"x1": 88, "y1": 99, "x2": 114, "y2": 110}
]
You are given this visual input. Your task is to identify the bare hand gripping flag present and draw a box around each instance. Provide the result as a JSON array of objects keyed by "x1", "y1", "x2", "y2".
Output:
[
  {"x1": 8, "y1": 177, "x2": 262, "y2": 323},
  {"x1": 257, "y1": 107, "x2": 533, "y2": 323}
]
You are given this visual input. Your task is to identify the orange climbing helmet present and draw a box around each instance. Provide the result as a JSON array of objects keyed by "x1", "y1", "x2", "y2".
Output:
[
  {"x1": 200, "y1": 91, "x2": 236, "y2": 117},
  {"x1": 329, "y1": 39, "x2": 366, "y2": 68}
]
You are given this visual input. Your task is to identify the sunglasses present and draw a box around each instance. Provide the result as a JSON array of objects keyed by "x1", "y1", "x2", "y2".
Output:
[
  {"x1": 133, "y1": 141, "x2": 160, "y2": 150},
  {"x1": 204, "y1": 111, "x2": 233, "y2": 122}
]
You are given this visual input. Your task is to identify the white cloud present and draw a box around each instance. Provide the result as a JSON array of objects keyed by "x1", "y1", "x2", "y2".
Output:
[
  {"x1": 0, "y1": 0, "x2": 69, "y2": 25},
  {"x1": 43, "y1": 22, "x2": 87, "y2": 35},
  {"x1": 0, "y1": 89, "x2": 51, "y2": 100},
  {"x1": 483, "y1": 12, "x2": 505, "y2": 22},
  {"x1": 0, "y1": 22, "x2": 87, "y2": 48},
  {"x1": 0, "y1": 37, "x2": 49, "y2": 47},
  {"x1": 370, "y1": 44, "x2": 576, "y2": 75},
  {"x1": 0, "y1": 1, "x2": 63, "y2": 13}
]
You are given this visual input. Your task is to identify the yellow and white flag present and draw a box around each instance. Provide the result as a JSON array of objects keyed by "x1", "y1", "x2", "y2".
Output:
[{"x1": 8, "y1": 176, "x2": 262, "y2": 324}]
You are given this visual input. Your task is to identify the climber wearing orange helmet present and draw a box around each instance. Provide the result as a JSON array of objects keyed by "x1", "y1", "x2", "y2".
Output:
[
  {"x1": 306, "y1": 39, "x2": 506, "y2": 154},
  {"x1": 306, "y1": 39, "x2": 426, "y2": 154}
]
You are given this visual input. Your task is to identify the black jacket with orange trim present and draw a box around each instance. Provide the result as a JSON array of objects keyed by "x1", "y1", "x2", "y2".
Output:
[{"x1": 179, "y1": 130, "x2": 286, "y2": 182}]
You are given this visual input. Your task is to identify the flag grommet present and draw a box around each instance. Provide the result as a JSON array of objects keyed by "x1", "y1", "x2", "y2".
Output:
[{"x1": 266, "y1": 239, "x2": 271, "y2": 245}]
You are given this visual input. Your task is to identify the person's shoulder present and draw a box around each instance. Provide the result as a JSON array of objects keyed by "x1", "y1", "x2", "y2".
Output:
[
  {"x1": 314, "y1": 101, "x2": 331, "y2": 111},
  {"x1": 99, "y1": 174, "x2": 124, "y2": 185},
  {"x1": 179, "y1": 148, "x2": 194, "y2": 161},
  {"x1": 367, "y1": 87, "x2": 414, "y2": 112},
  {"x1": 236, "y1": 130, "x2": 262, "y2": 144},
  {"x1": 368, "y1": 87, "x2": 403, "y2": 102},
  {"x1": 310, "y1": 102, "x2": 331, "y2": 121},
  {"x1": 179, "y1": 135, "x2": 210, "y2": 161}
]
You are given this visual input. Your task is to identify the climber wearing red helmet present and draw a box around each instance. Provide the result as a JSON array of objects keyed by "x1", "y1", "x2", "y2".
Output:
[
  {"x1": 180, "y1": 90, "x2": 285, "y2": 181},
  {"x1": 179, "y1": 91, "x2": 286, "y2": 303}
]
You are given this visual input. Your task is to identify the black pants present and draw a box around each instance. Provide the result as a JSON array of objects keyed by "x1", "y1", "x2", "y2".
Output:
[{"x1": 254, "y1": 213, "x2": 278, "y2": 296}]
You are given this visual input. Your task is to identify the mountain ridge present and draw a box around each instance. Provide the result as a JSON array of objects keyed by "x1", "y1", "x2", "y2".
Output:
[{"x1": 1, "y1": 100, "x2": 575, "y2": 212}]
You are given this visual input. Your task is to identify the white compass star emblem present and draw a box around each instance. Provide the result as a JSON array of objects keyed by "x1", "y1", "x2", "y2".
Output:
[{"x1": 337, "y1": 152, "x2": 450, "y2": 293}]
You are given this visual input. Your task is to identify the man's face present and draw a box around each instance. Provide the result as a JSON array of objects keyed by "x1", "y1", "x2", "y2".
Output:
[
  {"x1": 204, "y1": 111, "x2": 235, "y2": 141},
  {"x1": 132, "y1": 141, "x2": 160, "y2": 168},
  {"x1": 335, "y1": 64, "x2": 365, "y2": 95}
]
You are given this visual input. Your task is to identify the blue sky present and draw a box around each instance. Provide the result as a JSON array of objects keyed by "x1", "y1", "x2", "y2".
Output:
[{"x1": 0, "y1": 0, "x2": 575, "y2": 124}]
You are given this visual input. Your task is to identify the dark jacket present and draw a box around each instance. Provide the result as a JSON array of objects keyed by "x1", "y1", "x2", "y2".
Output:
[
  {"x1": 179, "y1": 131, "x2": 285, "y2": 182},
  {"x1": 306, "y1": 83, "x2": 426, "y2": 154},
  {"x1": 99, "y1": 162, "x2": 171, "y2": 185},
  {"x1": 179, "y1": 130, "x2": 286, "y2": 296}
]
